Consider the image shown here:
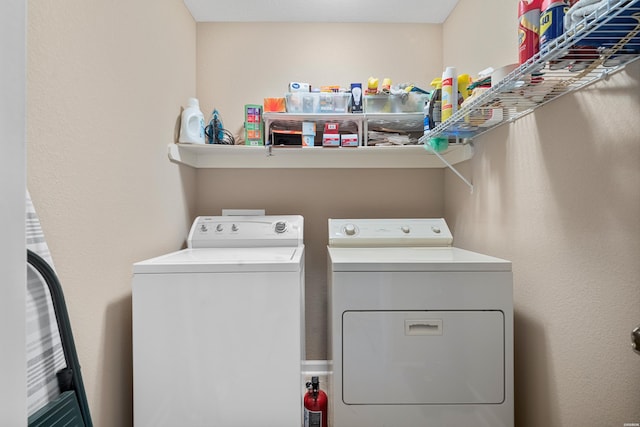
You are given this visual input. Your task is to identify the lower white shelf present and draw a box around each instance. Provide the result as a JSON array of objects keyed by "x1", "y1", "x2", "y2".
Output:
[{"x1": 168, "y1": 143, "x2": 474, "y2": 169}]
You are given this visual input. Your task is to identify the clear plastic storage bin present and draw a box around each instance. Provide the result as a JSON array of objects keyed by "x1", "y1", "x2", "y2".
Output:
[
  {"x1": 365, "y1": 93, "x2": 428, "y2": 113},
  {"x1": 286, "y1": 92, "x2": 351, "y2": 113}
]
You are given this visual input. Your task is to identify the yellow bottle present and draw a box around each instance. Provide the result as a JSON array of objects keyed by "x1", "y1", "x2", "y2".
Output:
[
  {"x1": 457, "y1": 74, "x2": 472, "y2": 101},
  {"x1": 441, "y1": 67, "x2": 457, "y2": 122}
]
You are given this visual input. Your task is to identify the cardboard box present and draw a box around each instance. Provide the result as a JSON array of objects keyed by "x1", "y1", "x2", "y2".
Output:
[
  {"x1": 289, "y1": 82, "x2": 310, "y2": 92},
  {"x1": 263, "y1": 97, "x2": 286, "y2": 113},
  {"x1": 302, "y1": 135, "x2": 315, "y2": 147},
  {"x1": 271, "y1": 130, "x2": 302, "y2": 146},
  {"x1": 341, "y1": 134, "x2": 359, "y2": 147},
  {"x1": 322, "y1": 134, "x2": 340, "y2": 147},
  {"x1": 324, "y1": 122, "x2": 339, "y2": 134},
  {"x1": 302, "y1": 121, "x2": 316, "y2": 136},
  {"x1": 244, "y1": 104, "x2": 263, "y2": 146}
]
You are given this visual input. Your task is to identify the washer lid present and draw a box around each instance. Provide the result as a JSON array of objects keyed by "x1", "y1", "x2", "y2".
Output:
[
  {"x1": 133, "y1": 246, "x2": 304, "y2": 274},
  {"x1": 328, "y1": 246, "x2": 511, "y2": 272}
]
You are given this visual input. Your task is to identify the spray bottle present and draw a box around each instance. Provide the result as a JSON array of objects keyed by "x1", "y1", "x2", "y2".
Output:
[
  {"x1": 428, "y1": 78, "x2": 442, "y2": 130},
  {"x1": 441, "y1": 66, "x2": 458, "y2": 122}
]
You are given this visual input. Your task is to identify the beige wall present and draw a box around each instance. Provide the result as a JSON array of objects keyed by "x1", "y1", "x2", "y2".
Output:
[
  {"x1": 444, "y1": 0, "x2": 640, "y2": 425},
  {"x1": 196, "y1": 22, "x2": 443, "y2": 134},
  {"x1": 444, "y1": 0, "x2": 519, "y2": 73},
  {"x1": 27, "y1": 0, "x2": 197, "y2": 425}
]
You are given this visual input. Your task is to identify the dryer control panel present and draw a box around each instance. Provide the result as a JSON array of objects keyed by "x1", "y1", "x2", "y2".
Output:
[
  {"x1": 188, "y1": 215, "x2": 304, "y2": 248},
  {"x1": 328, "y1": 218, "x2": 453, "y2": 247}
]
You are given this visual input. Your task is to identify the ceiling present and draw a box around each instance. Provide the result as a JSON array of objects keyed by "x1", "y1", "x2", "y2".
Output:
[{"x1": 183, "y1": 0, "x2": 460, "y2": 24}]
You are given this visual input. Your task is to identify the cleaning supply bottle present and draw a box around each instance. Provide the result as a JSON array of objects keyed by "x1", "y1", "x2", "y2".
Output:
[
  {"x1": 178, "y1": 97, "x2": 205, "y2": 144},
  {"x1": 423, "y1": 98, "x2": 430, "y2": 136},
  {"x1": 441, "y1": 66, "x2": 458, "y2": 122},
  {"x1": 540, "y1": 0, "x2": 569, "y2": 50},
  {"x1": 457, "y1": 74, "x2": 472, "y2": 102},
  {"x1": 518, "y1": 0, "x2": 543, "y2": 65},
  {"x1": 428, "y1": 78, "x2": 442, "y2": 130}
]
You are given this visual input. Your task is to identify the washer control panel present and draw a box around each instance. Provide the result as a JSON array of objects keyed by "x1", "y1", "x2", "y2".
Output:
[
  {"x1": 328, "y1": 218, "x2": 453, "y2": 247},
  {"x1": 188, "y1": 215, "x2": 303, "y2": 248}
]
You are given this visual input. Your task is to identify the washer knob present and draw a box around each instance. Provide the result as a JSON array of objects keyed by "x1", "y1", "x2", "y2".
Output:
[
  {"x1": 275, "y1": 221, "x2": 287, "y2": 233},
  {"x1": 401, "y1": 226, "x2": 410, "y2": 234},
  {"x1": 344, "y1": 224, "x2": 357, "y2": 236},
  {"x1": 231, "y1": 224, "x2": 238, "y2": 232},
  {"x1": 215, "y1": 224, "x2": 223, "y2": 232},
  {"x1": 432, "y1": 226, "x2": 441, "y2": 234}
]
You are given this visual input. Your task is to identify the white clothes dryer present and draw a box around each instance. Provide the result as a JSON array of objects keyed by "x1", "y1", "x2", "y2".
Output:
[
  {"x1": 132, "y1": 215, "x2": 305, "y2": 427},
  {"x1": 327, "y1": 218, "x2": 513, "y2": 427}
]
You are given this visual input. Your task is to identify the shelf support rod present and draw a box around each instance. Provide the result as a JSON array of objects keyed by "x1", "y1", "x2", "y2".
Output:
[{"x1": 424, "y1": 142, "x2": 474, "y2": 193}]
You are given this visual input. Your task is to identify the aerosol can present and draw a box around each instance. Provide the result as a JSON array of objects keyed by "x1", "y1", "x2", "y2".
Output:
[{"x1": 303, "y1": 376, "x2": 327, "y2": 427}]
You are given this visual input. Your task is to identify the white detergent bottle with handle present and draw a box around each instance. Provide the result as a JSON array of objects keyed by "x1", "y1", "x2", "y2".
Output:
[{"x1": 179, "y1": 97, "x2": 205, "y2": 144}]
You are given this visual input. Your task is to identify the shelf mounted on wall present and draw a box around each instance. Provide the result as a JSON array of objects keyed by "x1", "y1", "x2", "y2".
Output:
[{"x1": 426, "y1": 0, "x2": 640, "y2": 142}]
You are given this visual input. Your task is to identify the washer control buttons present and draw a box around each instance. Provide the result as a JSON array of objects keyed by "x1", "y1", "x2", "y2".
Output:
[{"x1": 275, "y1": 221, "x2": 287, "y2": 233}]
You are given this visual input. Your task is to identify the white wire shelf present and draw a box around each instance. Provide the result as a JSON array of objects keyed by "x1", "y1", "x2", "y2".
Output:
[{"x1": 423, "y1": 0, "x2": 640, "y2": 141}]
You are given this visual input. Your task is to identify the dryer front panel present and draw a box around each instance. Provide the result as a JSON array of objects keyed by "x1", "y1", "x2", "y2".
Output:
[{"x1": 342, "y1": 310, "x2": 504, "y2": 405}]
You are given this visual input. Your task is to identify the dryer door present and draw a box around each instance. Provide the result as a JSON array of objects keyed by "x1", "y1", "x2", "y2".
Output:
[{"x1": 342, "y1": 310, "x2": 504, "y2": 405}]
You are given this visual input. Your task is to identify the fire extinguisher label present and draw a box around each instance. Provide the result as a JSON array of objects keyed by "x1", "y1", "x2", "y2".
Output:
[{"x1": 304, "y1": 409, "x2": 322, "y2": 427}]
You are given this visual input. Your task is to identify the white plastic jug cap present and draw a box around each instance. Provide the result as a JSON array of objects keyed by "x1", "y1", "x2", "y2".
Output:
[{"x1": 187, "y1": 97, "x2": 200, "y2": 107}]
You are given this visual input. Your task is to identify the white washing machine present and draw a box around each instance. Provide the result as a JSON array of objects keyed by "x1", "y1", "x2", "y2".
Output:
[
  {"x1": 327, "y1": 218, "x2": 513, "y2": 427},
  {"x1": 132, "y1": 215, "x2": 305, "y2": 427}
]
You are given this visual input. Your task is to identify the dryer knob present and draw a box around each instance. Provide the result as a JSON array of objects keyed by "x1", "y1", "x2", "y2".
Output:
[
  {"x1": 401, "y1": 226, "x2": 410, "y2": 234},
  {"x1": 216, "y1": 224, "x2": 223, "y2": 232},
  {"x1": 344, "y1": 224, "x2": 357, "y2": 236},
  {"x1": 275, "y1": 221, "x2": 287, "y2": 233},
  {"x1": 432, "y1": 226, "x2": 441, "y2": 234},
  {"x1": 231, "y1": 224, "x2": 239, "y2": 232}
]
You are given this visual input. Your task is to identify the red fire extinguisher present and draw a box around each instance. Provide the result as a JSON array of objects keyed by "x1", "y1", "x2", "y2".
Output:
[{"x1": 303, "y1": 376, "x2": 328, "y2": 427}]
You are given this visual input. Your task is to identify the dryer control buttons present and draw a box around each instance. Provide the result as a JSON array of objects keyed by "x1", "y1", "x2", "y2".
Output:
[
  {"x1": 344, "y1": 224, "x2": 358, "y2": 236},
  {"x1": 275, "y1": 221, "x2": 287, "y2": 233}
]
